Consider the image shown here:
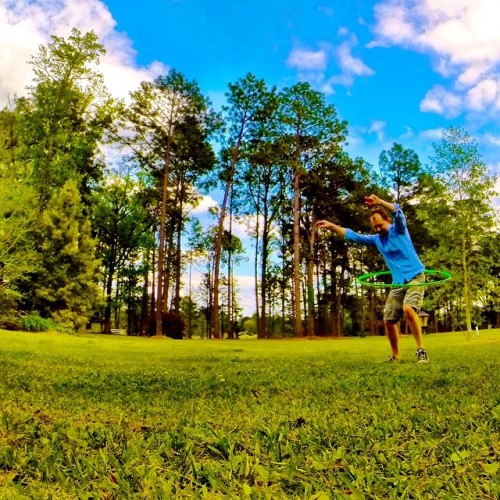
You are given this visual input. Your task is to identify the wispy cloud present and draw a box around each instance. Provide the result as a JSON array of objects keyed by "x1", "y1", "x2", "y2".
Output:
[
  {"x1": 0, "y1": 0, "x2": 167, "y2": 107},
  {"x1": 484, "y1": 133, "x2": 500, "y2": 146},
  {"x1": 418, "y1": 128, "x2": 445, "y2": 140},
  {"x1": 420, "y1": 85, "x2": 463, "y2": 118},
  {"x1": 286, "y1": 29, "x2": 374, "y2": 95},
  {"x1": 370, "y1": 0, "x2": 500, "y2": 118},
  {"x1": 368, "y1": 120, "x2": 387, "y2": 142},
  {"x1": 286, "y1": 47, "x2": 327, "y2": 71}
]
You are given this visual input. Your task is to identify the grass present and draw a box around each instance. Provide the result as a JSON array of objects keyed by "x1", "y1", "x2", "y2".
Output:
[{"x1": 0, "y1": 329, "x2": 499, "y2": 499}]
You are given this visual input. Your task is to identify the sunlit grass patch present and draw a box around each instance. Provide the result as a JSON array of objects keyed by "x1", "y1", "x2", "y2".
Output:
[{"x1": 0, "y1": 329, "x2": 499, "y2": 498}]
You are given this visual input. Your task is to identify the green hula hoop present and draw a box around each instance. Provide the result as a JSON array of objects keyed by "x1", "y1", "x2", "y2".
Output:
[{"x1": 356, "y1": 269, "x2": 452, "y2": 288}]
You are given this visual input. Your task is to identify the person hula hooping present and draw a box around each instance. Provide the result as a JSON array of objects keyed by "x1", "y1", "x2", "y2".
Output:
[{"x1": 316, "y1": 194, "x2": 450, "y2": 363}]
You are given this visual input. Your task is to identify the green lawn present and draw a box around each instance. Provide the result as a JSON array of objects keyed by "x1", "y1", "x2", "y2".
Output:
[{"x1": 0, "y1": 329, "x2": 499, "y2": 499}]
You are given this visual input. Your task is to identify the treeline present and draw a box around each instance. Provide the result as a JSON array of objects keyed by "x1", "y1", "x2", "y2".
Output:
[{"x1": 0, "y1": 29, "x2": 498, "y2": 338}]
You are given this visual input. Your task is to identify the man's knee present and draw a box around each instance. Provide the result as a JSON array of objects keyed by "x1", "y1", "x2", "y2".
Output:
[{"x1": 403, "y1": 304, "x2": 417, "y2": 316}]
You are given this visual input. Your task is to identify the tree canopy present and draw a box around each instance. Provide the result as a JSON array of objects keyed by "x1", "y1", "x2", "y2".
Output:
[{"x1": 0, "y1": 30, "x2": 498, "y2": 337}]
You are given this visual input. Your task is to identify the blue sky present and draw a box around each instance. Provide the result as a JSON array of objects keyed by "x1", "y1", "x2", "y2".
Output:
[
  {"x1": 2, "y1": 0, "x2": 499, "y2": 170},
  {"x1": 99, "y1": 0, "x2": 499, "y2": 170},
  {"x1": 1, "y1": 0, "x2": 499, "y2": 314}
]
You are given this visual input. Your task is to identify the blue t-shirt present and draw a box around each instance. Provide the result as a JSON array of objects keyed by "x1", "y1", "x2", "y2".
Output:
[{"x1": 345, "y1": 204, "x2": 424, "y2": 284}]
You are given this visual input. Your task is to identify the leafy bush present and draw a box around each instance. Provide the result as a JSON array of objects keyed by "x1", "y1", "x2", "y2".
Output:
[
  {"x1": 19, "y1": 314, "x2": 58, "y2": 332},
  {"x1": 162, "y1": 311, "x2": 185, "y2": 339},
  {"x1": 0, "y1": 288, "x2": 22, "y2": 330},
  {"x1": 0, "y1": 317, "x2": 21, "y2": 331}
]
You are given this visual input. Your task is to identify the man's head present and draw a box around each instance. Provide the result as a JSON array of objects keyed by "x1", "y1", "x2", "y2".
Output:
[{"x1": 370, "y1": 208, "x2": 391, "y2": 236}]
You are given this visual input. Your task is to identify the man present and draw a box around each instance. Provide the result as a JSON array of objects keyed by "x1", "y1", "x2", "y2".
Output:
[{"x1": 315, "y1": 194, "x2": 428, "y2": 363}]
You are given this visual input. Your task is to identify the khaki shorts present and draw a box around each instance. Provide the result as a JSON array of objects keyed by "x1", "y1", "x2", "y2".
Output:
[{"x1": 383, "y1": 273, "x2": 425, "y2": 322}]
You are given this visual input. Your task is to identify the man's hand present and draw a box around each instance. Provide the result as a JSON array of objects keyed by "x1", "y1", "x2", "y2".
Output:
[
  {"x1": 315, "y1": 219, "x2": 346, "y2": 237},
  {"x1": 364, "y1": 194, "x2": 396, "y2": 213},
  {"x1": 315, "y1": 220, "x2": 334, "y2": 229},
  {"x1": 364, "y1": 194, "x2": 381, "y2": 206}
]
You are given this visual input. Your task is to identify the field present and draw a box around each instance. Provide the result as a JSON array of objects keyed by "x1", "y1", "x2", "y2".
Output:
[{"x1": 0, "y1": 329, "x2": 499, "y2": 499}]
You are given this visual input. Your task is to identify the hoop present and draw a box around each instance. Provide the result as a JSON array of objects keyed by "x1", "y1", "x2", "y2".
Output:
[{"x1": 356, "y1": 269, "x2": 452, "y2": 288}]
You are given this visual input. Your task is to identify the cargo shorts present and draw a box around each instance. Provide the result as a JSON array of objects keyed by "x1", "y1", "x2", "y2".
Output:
[{"x1": 383, "y1": 272, "x2": 425, "y2": 322}]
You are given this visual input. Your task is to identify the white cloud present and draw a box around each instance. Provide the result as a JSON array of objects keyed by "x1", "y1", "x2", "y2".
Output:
[
  {"x1": 419, "y1": 128, "x2": 444, "y2": 140},
  {"x1": 0, "y1": 0, "x2": 167, "y2": 107},
  {"x1": 322, "y1": 33, "x2": 374, "y2": 93},
  {"x1": 286, "y1": 47, "x2": 327, "y2": 71},
  {"x1": 368, "y1": 120, "x2": 387, "y2": 141},
  {"x1": 369, "y1": 3, "x2": 415, "y2": 46},
  {"x1": 190, "y1": 195, "x2": 219, "y2": 214},
  {"x1": 287, "y1": 30, "x2": 374, "y2": 95},
  {"x1": 420, "y1": 85, "x2": 462, "y2": 118},
  {"x1": 371, "y1": 0, "x2": 500, "y2": 118},
  {"x1": 484, "y1": 133, "x2": 500, "y2": 146},
  {"x1": 466, "y1": 78, "x2": 500, "y2": 111},
  {"x1": 337, "y1": 39, "x2": 374, "y2": 77}
]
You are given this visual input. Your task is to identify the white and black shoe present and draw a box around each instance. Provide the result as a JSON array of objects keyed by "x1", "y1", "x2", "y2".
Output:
[{"x1": 416, "y1": 348, "x2": 428, "y2": 363}]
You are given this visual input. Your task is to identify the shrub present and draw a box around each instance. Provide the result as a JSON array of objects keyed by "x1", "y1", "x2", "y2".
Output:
[
  {"x1": 20, "y1": 314, "x2": 58, "y2": 332},
  {"x1": 162, "y1": 311, "x2": 185, "y2": 339}
]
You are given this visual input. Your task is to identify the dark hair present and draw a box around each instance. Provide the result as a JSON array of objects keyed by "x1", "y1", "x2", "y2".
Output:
[{"x1": 370, "y1": 207, "x2": 391, "y2": 222}]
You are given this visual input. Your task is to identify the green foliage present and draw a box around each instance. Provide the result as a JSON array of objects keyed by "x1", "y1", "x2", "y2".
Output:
[
  {"x1": 0, "y1": 110, "x2": 39, "y2": 319},
  {"x1": 0, "y1": 177, "x2": 38, "y2": 307},
  {"x1": 17, "y1": 28, "x2": 116, "y2": 205},
  {"x1": 19, "y1": 314, "x2": 58, "y2": 332},
  {"x1": 418, "y1": 127, "x2": 498, "y2": 330},
  {"x1": 378, "y1": 142, "x2": 421, "y2": 202},
  {"x1": 29, "y1": 180, "x2": 101, "y2": 330},
  {"x1": 0, "y1": 331, "x2": 498, "y2": 497}
]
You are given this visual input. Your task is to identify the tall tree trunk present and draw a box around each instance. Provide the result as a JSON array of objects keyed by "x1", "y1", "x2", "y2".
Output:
[
  {"x1": 281, "y1": 242, "x2": 286, "y2": 337},
  {"x1": 207, "y1": 261, "x2": 213, "y2": 339},
  {"x1": 462, "y1": 234, "x2": 472, "y2": 333},
  {"x1": 254, "y1": 213, "x2": 261, "y2": 338},
  {"x1": 103, "y1": 261, "x2": 115, "y2": 334},
  {"x1": 260, "y1": 218, "x2": 269, "y2": 339},
  {"x1": 227, "y1": 199, "x2": 234, "y2": 339},
  {"x1": 155, "y1": 138, "x2": 173, "y2": 337},
  {"x1": 173, "y1": 209, "x2": 183, "y2": 313},
  {"x1": 306, "y1": 220, "x2": 316, "y2": 336},
  {"x1": 213, "y1": 177, "x2": 232, "y2": 339},
  {"x1": 213, "y1": 140, "x2": 241, "y2": 338},
  {"x1": 140, "y1": 247, "x2": 150, "y2": 336},
  {"x1": 163, "y1": 218, "x2": 175, "y2": 313},
  {"x1": 292, "y1": 169, "x2": 303, "y2": 337}
]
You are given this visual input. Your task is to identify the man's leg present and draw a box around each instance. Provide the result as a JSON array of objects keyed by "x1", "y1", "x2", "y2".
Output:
[
  {"x1": 402, "y1": 274, "x2": 426, "y2": 349},
  {"x1": 402, "y1": 274, "x2": 428, "y2": 362},
  {"x1": 385, "y1": 320, "x2": 400, "y2": 359},
  {"x1": 403, "y1": 305, "x2": 424, "y2": 349},
  {"x1": 384, "y1": 288, "x2": 403, "y2": 360}
]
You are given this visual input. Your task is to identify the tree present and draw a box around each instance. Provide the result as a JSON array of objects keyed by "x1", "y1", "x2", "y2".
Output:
[
  {"x1": 17, "y1": 28, "x2": 115, "y2": 206},
  {"x1": 378, "y1": 143, "x2": 421, "y2": 203},
  {"x1": 234, "y1": 103, "x2": 288, "y2": 338},
  {"x1": 92, "y1": 174, "x2": 155, "y2": 334},
  {"x1": 304, "y1": 153, "x2": 373, "y2": 336},
  {"x1": 276, "y1": 82, "x2": 348, "y2": 336},
  {"x1": 419, "y1": 127, "x2": 497, "y2": 332},
  {"x1": 0, "y1": 170, "x2": 38, "y2": 325},
  {"x1": 26, "y1": 180, "x2": 101, "y2": 330},
  {"x1": 125, "y1": 70, "x2": 216, "y2": 336},
  {"x1": 211, "y1": 73, "x2": 276, "y2": 338}
]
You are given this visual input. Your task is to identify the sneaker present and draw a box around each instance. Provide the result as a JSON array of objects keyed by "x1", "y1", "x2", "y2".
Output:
[
  {"x1": 416, "y1": 348, "x2": 428, "y2": 363},
  {"x1": 387, "y1": 355, "x2": 399, "y2": 362}
]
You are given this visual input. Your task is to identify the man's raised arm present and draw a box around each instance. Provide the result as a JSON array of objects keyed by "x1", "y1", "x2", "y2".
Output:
[
  {"x1": 315, "y1": 220, "x2": 346, "y2": 237},
  {"x1": 364, "y1": 194, "x2": 396, "y2": 212}
]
